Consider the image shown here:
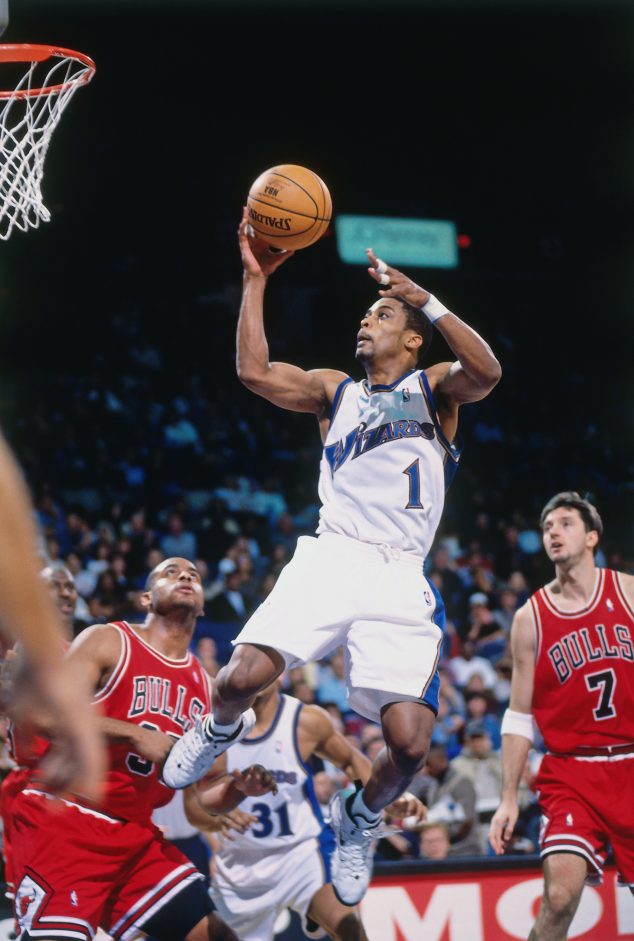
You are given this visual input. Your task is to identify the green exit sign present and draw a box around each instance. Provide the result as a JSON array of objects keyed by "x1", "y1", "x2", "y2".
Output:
[{"x1": 335, "y1": 215, "x2": 458, "y2": 269}]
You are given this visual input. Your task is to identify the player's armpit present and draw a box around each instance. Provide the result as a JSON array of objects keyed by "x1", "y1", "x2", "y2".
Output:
[
  {"x1": 66, "y1": 622, "x2": 124, "y2": 694},
  {"x1": 240, "y1": 363, "x2": 347, "y2": 417}
]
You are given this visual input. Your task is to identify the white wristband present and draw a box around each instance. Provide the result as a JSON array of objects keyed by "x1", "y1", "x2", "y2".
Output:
[
  {"x1": 501, "y1": 708, "x2": 535, "y2": 743},
  {"x1": 421, "y1": 294, "x2": 450, "y2": 324}
]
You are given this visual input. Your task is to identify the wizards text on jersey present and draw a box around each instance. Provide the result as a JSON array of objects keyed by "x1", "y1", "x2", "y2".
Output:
[
  {"x1": 324, "y1": 419, "x2": 436, "y2": 474},
  {"x1": 128, "y1": 676, "x2": 205, "y2": 731},
  {"x1": 548, "y1": 623, "x2": 634, "y2": 684}
]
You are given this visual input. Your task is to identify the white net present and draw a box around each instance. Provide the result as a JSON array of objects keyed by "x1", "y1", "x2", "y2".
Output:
[{"x1": 0, "y1": 46, "x2": 95, "y2": 240}]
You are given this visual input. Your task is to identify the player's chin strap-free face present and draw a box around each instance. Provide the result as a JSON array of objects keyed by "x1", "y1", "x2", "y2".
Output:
[{"x1": 372, "y1": 257, "x2": 450, "y2": 324}]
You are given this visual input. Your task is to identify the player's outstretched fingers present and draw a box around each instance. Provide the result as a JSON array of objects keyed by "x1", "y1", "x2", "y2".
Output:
[
  {"x1": 231, "y1": 764, "x2": 278, "y2": 797},
  {"x1": 366, "y1": 248, "x2": 392, "y2": 285}
]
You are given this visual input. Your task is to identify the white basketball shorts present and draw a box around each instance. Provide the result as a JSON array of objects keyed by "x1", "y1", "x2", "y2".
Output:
[
  {"x1": 210, "y1": 837, "x2": 328, "y2": 941},
  {"x1": 233, "y1": 533, "x2": 444, "y2": 722}
]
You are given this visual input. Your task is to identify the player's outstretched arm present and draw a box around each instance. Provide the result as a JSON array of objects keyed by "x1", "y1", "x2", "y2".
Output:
[
  {"x1": 190, "y1": 751, "x2": 278, "y2": 817},
  {"x1": 366, "y1": 249, "x2": 501, "y2": 408},
  {"x1": 237, "y1": 208, "x2": 347, "y2": 415},
  {"x1": 0, "y1": 435, "x2": 105, "y2": 800},
  {"x1": 489, "y1": 603, "x2": 536, "y2": 855},
  {"x1": 301, "y1": 704, "x2": 372, "y2": 783}
]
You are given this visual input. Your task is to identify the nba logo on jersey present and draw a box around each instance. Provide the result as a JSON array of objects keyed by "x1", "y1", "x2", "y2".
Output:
[
  {"x1": 402, "y1": 388, "x2": 410, "y2": 401},
  {"x1": 423, "y1": 590, "x2": 432, "y2": 606},
  {"x1": 607, "y1": 598, "x2": 614, "y2": 611}
]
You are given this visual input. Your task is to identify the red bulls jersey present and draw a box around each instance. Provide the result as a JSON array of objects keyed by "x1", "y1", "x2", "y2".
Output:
[
  {"x1": 532, "y1": 569, "x2": 634, "y2": 753},
  {"x1": 85, "y1": 621, "x2": 211, "y2": 823}
]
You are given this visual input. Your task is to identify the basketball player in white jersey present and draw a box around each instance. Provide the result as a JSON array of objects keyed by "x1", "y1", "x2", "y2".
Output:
[
  {"x1": 164, "y1": 208, "x2": 501, "y2": 904},
  {"x1": 186, "y1": 680, "x2": 424, "y2": 941}
]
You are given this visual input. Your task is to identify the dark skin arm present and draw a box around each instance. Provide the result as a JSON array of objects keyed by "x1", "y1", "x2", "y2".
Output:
[
  {"x1": 366, "y1": 249, "x2": 502, "y2": 443},
  {"x1": 236, "y1": 208, "x2": 347, "y2": 424}
]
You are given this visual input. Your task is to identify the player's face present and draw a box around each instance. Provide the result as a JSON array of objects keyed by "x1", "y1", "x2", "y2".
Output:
[
  {"x1": 542, "y1": 507, "x2": 597, "y2": 565},
  {"x1": 45, "y1": 569, "x2": 78, "y2": 626},
  {"x1": 148, "y1": 558, "x2": 204, "y2": 616},
  {"x1": 355, "y1": 300, "x2": 411, "y2": 366}
]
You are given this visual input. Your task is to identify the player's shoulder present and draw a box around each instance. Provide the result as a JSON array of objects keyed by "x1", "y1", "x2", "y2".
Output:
[
  {"x1": 68, "y1": 621, "x2": 124, "y2": 663},
  {"x1": 612, "y1": 570, "x2": 634, "y2": 601},
  {"x1": 510, "y1": 601, "x2": 537, "y2": 646},
  {"x1": 309, "y1": 368, "x2": 354, "y2": 402},
  {"x1": 296, "y1": 702, "x2": 336, "y2": 740}
]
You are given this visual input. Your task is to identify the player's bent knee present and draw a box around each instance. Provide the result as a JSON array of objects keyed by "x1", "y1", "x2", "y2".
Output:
[
  {"x1": 543, "y1": 881, "x2": 581, "y2": 920},
  {"x1": 216, "y1": 647, "x2": 280, "y2": 702},
  {"x1": 387, "y1": 740, "x2": 429, "y2": 774}
]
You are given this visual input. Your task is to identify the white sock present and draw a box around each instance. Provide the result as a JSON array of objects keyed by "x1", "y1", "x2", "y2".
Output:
[
  {"x1": 350, "y1": 788, "x2": 381, "y2": 825},
  {"x1": 204, "y1": 715, "x2": 242, "y2": 738}
]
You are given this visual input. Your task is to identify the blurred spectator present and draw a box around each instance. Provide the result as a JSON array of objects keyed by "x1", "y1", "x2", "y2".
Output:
[
  {"x1": 450, "y1": 720, "x2": 503, "y2": 853},
  {"x1": 195, "y1": 636, "x2": 221, "y2": 678},
  {"x1": 206, "y1": 569, "x2": 248, "y2": 623},
  {"x1": 290, "y1": 680, "x2": 316, "y2": 705},
  {"x1": 313, "y1": 770, "x2": 341, "y2": 815},
  {"x1": 160, "y1": 512, "x2": 197, "y2": 560},
  {"x1": 464, "y1": 692, "x2": 501, "y2": 750},
  {"x1": 466, "y1": 592, "x2": 506, "y2": 662},
  {"x1": 411, "y1": 744, "x2": 480, "y2": 856},
  {"x1": 419, "y1": 822, "x2": 451, "y2": 861},
  {"x1": 315, "y1": 648, "x2": 349, "y2": 715},
  {"x1": 448, "y1": 638, "x2": 497, "y2": 691},
  {"x1": 490, "y1": 585, "x2": 520, "y2": 636},
  {"x1": 88, "y1": 569, "x2": 128, "y2": 623}
]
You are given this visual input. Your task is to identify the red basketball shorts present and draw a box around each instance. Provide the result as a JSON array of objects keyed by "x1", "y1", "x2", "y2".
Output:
[
  {"x1": 0, "y1": 766, "x2": 31, "y2": 897},
  {"x1": 12, "y1": 788, "x2": 204, "y2": 941},
  {"x1": 536, "y1": 752, "x2": 634, "y2": 887}
]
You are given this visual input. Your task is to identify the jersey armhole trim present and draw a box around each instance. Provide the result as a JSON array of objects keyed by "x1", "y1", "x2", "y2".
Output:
[
  {"x1": 328, "y1": 376, "x2": 353, "y2": 425},
  {"x1": 529, "y1": 596, "x2": 542, "y2": 662},
  {"x1": 614, "y1": 571, "x2": 634, "y2": 620},
  {"x1": 293, "y1": 701, "x2": 313, "y2": 775},
  {"x1": 93, "y1": 624, "x2": 130, "y2": 703},
  {"x1": 418, "y1": 371, "x2": 462, "y2": 464}
]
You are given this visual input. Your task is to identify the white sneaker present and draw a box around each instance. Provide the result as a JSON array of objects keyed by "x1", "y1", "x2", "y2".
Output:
[
  {"x1": 330, "y1": 788, "x2": 382, "y2": 906},
  {"x1": 162, "y1": 709, "x2": 256, "y2": 788}
]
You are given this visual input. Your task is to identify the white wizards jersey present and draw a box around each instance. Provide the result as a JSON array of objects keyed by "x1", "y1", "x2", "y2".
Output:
[
  {"x1": 317, "y1": 369, "x2": 461, "y2": 558},
  {"x1": 214, "y1": 695, "x2": 324, "y2": 885}
]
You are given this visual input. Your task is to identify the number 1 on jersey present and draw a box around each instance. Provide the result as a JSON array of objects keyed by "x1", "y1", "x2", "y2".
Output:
[{"x1": 403, "y1": 459, "x2": 424, "y2": 509}]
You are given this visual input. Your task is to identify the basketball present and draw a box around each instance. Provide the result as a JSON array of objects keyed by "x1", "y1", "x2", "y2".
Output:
[{"x1": 246, "y1": 164, "x2": 332, "y2": 250}]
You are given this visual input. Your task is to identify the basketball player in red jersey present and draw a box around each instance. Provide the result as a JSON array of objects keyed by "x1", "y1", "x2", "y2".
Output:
[
  {"x1": 1, "y1": 564, "x2": 78, "y2": 901},
  {"x1": 11, "y1": 557, "x2": 274, "y2": 941},
  {"x1": 490, "y1": 492, "x2": 634, "y2": 940}
]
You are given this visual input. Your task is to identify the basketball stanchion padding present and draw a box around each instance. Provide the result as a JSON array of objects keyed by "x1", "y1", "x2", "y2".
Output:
[{"x1": 0, "y1": 44, "x2": 95, "y2": 240}]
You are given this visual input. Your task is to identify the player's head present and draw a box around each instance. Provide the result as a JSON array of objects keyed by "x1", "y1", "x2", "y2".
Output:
[
  {"x1": 40, "y1": 564, "x2": 77, "y2": 632},
  {"x1": 356, "y1": 297, "x2": 432, "y2": 369},
  {"x1": 142, "y1": 557, "x2": 204, "y2": 618},
  {"x1": 540, "y1": 492, "x2": 603, "y2": 564}
]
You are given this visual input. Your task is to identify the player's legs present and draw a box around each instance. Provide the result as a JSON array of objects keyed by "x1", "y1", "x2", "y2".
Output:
[
  {"x1": 306, "y1": 885, "x2": 368, "y2": 941},
  {"x1": 182, "y1": 911, "x2": 240, "y2": 941},
  {"x1": 213, "y1": 643, "x2": 286, "y2": 724},
  {"x1": 365, "y1": 699, "x2": 435, "y2": 811},
  {"x1": 529, "y1": 853, "x2": 586, "y2": 941}
]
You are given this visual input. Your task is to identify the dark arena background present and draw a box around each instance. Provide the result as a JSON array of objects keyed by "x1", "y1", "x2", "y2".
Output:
[{"x1": 1, "y1": 0, "x2": 634, "y2": 939}]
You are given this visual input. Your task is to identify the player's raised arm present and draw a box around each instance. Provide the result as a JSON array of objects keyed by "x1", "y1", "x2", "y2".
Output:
[
  {"x1": 489, "y1": 603, "x2": 536, "y2": 855},
  {"x1": 237, "y1": 208, "x2": 347, "y2": 416},
  {"x1": 366, "y1": 249, "x2": 501, "y2": 408},
  {"x1": 303, "y1": 704, "x2": 372, "y2": 784}
]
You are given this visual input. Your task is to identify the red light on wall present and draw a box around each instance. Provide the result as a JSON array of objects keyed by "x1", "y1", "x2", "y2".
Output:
[{"x1": 457, "y1": 234, "x2": 471, "y2": 249}]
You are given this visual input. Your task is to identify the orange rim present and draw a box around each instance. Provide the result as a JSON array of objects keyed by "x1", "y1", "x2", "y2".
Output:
[{"x1": 0, "y1": 44, "x2": 96, "y2": 99}]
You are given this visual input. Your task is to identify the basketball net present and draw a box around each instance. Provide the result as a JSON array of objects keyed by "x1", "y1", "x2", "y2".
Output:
[{"x1": 0, "y1": 45, "x2": 95, "y2": 240}]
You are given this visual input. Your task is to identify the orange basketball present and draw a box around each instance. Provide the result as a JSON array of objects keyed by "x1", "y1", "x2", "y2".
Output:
[{"x1": 246, "y1": 164, "x2": 332, "y2": 250}]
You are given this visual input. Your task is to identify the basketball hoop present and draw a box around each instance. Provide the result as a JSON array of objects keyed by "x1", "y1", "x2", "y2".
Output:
[{"x1": 0, "y1": 44, "x2": 95, "y2": 239}]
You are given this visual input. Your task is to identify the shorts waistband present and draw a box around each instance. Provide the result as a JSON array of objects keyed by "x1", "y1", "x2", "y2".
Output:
[
  {"x1": 549, "y1": 742, "x2": 634, "y2": 760},
  {"x1": 316, "y1": 532, "x2": 425, "y2": 567}
]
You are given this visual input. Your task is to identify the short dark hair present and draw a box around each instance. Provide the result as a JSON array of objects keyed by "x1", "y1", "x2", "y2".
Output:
[
  {"x1": 540, "y1": 491, "x2": 603, "y2": 538},
  {"x1": 397, "y1": 297, "x2": 433, "y2": 364}
]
